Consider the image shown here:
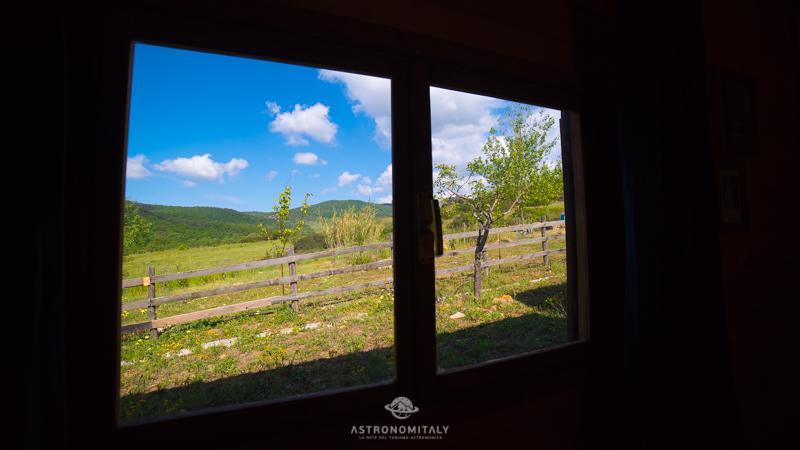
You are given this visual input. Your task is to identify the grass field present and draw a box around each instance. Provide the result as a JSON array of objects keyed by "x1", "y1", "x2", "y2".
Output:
[{"x1": 119, "y1": 225, "x2": 568, "y2": 423}]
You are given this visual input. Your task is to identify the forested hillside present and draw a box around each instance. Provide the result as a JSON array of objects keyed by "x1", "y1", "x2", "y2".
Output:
[{"x1": 128, "y1": 200, "x2": 392, "y2": 253}]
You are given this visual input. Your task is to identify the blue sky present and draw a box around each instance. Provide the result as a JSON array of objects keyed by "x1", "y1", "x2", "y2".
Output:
[{"x1": 125, "y1": 43, "x2": 560, "y2": 211}]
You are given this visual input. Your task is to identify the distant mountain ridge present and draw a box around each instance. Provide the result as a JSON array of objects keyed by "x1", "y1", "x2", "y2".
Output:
[
  {"x1": 243, "y1": 199, "x2": 392, "y2": 223},
  {"x1": 129, "y1": 200, "x2": 391, "y2": 253}
]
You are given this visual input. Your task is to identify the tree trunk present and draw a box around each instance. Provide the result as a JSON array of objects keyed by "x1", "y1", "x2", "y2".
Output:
[
  {"x1": 473, "y1": 225, "x2": 490, "y2": 299},
  {"x1": 473, "y1": 256, "x2": 482, "y2": 299},
  {"x1": 280, "y1": 245, "x2": 286, "y2": 295}
]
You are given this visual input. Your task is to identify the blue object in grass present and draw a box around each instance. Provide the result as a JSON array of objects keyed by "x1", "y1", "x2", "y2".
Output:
[{"x1": 560, "y1": 212, "x2": 565, "y2": 220}]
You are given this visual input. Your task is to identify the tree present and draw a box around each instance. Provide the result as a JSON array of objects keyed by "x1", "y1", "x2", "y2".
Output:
[
  {"x1": 259, "y1": 185, "x2": 312, "y2": 293},
  {"x1": 123, "y1": 200, "x2": 152, "y2": 255},
  {"x1": 434, "y1": 106, "x2": 562, "y2": 298}
]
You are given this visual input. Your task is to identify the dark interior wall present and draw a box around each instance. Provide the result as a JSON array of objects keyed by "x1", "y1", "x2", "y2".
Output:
[
  {"x1": 6, "y1": 0, "x2": 796, "y2": 449},
  {"x1": 7, "y1": 2, "x2": 67, "y2": 448},
  {"x1": 268, "y1": 0, "x2": 579, "y2": 72},
  {"x1": 615, "y1": 1, "x2": 739, "y2": 448},
  {"x1": 703, "y1": 1, "x2": 799, "y2": 448}
]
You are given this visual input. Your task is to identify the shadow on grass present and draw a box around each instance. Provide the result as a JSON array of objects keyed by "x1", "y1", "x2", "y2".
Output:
[
  {"x1": 120, "y1": 283, "x2": 567, "y2": 423},
  {"x1": 438, "y1": 282, "x2": 567, "y2": 370}
]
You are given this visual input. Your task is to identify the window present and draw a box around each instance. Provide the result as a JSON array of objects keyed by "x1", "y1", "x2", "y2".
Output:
[
  {"x1": 120, "y1": 43, "x2": 395, "y2": 423},
  {"x1": 108, "y1": 24, "x2": 588, "y2": 434},
  {"x1": 429, "y1": 87, "x2": 574, "y2": 370}
]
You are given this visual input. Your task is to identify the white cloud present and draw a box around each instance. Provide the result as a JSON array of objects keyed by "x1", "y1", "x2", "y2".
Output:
[
  {"x1": 377, "y1": 164, "x2": 392, "y2": 188},
  {"x1": 429, "y1": 88, "x2": 562, "y2": 170},
  {"x1": 356, "y1": 183, "x2": 383, "y2": 196},
  {"x1": 338, "y1": 171, "x2": 361, "y2": 187},
  {"x1": 126, "y1": 154, "x2": 152, "y2": 179},
  {"x1": 429, "y1": 88, "x2": 503, "y2": 168},
  {"x1": 536, "y1": 107, "x2": 563, "y2": 164},
  {"x1": 294, "y1": 152, "x2": 319, "y2": 166},
  {"x1": 319, "y1": 70, "x2": 391, "y2": 148},
  {"x1": 354, "y1": 173, "x2": 388, "y2": 198},
  {"x1": 286, "y1": 135, "x2": 309, "y2": 146},
  {"x1": 268, "y1": 102, "x2": 338, "y2": 145},
  {"x1": 154, "y1": 153, "x2": 248, "y2": 182},
  {"x1": 321, "y1": 186, "x2": 337, "y2": 194},
  {"x1": 430, "y1": 88, "x2": 503, "y2": 132},
  {"x1": 265, "y1": 170, "x2": 278, "y2": 182},
  {"x1": 378, "y1": 194, "x2": 393, "y2": 204},
  {"x1": 293, "y1": 152, "x2": 327, "y2": 166},
  {"x1": 265, "y1": 101, "x2": 281, "y2": 115},
  {"x1": 182, "y1": 180, "x2": 197, "y2": 188}
]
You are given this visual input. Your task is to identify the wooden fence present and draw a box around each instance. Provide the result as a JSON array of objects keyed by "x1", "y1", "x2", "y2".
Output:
[{"x1": 121, "y1": 220, "x2": 566, "y2": 336}]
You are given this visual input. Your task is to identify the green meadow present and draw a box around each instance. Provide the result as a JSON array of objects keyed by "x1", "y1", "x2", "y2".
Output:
[{"x1": 119, "y1": 206, "x2": 569, "y2": 423}]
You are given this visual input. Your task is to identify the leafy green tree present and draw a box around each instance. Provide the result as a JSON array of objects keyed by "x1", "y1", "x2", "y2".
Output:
[
  {"x1": 259, "y1": 185, "x2": 312, "y2": 293},
  {"x1": 434, "y1": 106, "x2": 562, "y2": 298},
  {"x1": 260, "y1": 185, "x2": 312, "y2": 255},
  {"x1": 123, "y1": 201, "x2": 153, "y2": 255}
]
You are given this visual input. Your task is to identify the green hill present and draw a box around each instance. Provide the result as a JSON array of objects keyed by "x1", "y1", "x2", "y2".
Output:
[
  {"x1": 243, "y1": 200, "x2": 392, "y2": 223},
  {"x1": 128, "y1": 200, "x2": 392, "y2": 253}
]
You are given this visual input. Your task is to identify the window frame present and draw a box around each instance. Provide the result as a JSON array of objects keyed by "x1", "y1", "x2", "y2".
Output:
[
  {"x1": 77, "y1": 7, "x2": 591, "y2": 445},
  {"x1": 422, "y1": 69, "x2": 591, "y2": 391}
]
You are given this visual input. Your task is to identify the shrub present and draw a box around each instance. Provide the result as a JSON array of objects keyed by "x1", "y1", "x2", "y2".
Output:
[
  {"x1": 350, "y1": 252, "x2": 373, "y2": 265},
  {"x1": 520, "y1": 203, "x2": 565, "y2": 223},
  {"x1": 240, "y1": 232, "x2": 270, "y2": 243},
  {"x1": 318, "y1": 204, "x2": 384, "y2": 249},
  {"x1": 319, "y1": 204, "x2": 385, "y2": 265},
  {"x1": 294, "y1": 232, "x2": 326, "y2": 253}
]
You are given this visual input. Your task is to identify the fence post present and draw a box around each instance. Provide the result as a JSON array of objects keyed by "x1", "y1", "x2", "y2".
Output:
[
  {"x1": 497, "y1": 233, "x2": 502, "y2": 260},
  {"x1": 540, "y1": 215, "x2": 549, "y2": 268},
  {"x1": 146, "y1": 265, "x2": 158, "y2": 339},
  {"x1": 288, "y1": 245, "x2": 299, "y2": 312},
  {"x1": 482, "y1": 225, "x2": 489, "y2": 277}
]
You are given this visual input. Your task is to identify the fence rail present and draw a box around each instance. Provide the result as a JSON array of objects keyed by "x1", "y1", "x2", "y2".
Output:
[{"x1": 121, "y1": 220, "x2": 566, "y2": 335}]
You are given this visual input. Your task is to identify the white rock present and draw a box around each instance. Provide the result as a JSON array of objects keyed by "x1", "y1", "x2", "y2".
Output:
[
  {"x1": 201, "y1": 337, "x2": 238, "y2": 349},
  {"x1": 165, "y1": 348, "x2": 193, "y2": 358},
  {"x1": 280, "y1": 327, "x2": 294, "y2": 335},
  {"x1": 530, "y1": 276, "x2": 552, "y2": 284},
  {"x1": 449, "y1": 312, "x2": 466, "y2": 320},
  {"x1": 303, "y1": 322, "x2": 320, "y2": 330},
  {"x1": 257, "y1": 332, "x2": 268, "y2": 338}
]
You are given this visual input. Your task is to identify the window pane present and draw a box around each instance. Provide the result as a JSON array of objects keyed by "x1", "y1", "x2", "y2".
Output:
[
  {"x1": 430, "y1": 87, "x2": 571, "y2": 371},
  {"x1": 120, "y1": 43, "x2": 394, "y2": 423}
]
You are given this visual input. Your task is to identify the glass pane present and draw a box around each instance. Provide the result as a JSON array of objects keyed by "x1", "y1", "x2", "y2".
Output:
[
  {"x1": 430, "y1": 87, "x2": 571, "y2": 371},
  {"x1": 120, "y1": 43, "x2": 394, "y2": 423}
]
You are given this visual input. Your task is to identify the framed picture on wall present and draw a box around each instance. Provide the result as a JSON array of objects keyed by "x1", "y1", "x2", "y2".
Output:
[
  {"x1": 721, "y1": 70, "x2": 758, "y2": 157},
  {"x1": 716, "y1": 160, "x2": 749, "y2": 230}
]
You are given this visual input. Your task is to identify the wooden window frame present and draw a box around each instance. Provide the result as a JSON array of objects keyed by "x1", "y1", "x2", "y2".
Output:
[{"x1": 72, "y1": 6, "x2": 591, "y2": 446}]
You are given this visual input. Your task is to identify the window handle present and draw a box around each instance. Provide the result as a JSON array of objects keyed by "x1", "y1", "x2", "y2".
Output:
[
  {"x1": 417, "y1": 194, "x2": 443, "y2": 263},
  {"x1": 432, "y1": 199, "x2": 443, "y2": 257}
]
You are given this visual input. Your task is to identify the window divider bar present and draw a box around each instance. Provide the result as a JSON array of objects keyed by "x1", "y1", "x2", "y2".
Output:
[{"x1": 390, "y1": 61, "x2": 438, "y2": 401}]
